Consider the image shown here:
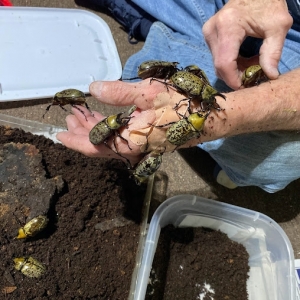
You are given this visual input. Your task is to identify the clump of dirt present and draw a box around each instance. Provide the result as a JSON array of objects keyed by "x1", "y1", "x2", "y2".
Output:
[
  {"x1": 147, "y1": 225, "x2": 250, "y2": 300},
  {"x1": 0, "y1": 126, "x2": 146, "y2": 299}
]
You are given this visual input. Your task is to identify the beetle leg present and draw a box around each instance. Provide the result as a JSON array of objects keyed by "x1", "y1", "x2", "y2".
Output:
[
  {"x1": 42, "y1": 104, "x2": 53, "y2": 119},
  {"x1": 58, "y1": 104, "x2": 69, "y2": 113},
  {"x1": 102, "y1": 138, "x2": 132, "y2": 169},
  {"x1": 84, "y1": 102, "x2": 94, "y2": 117},
  {"x1": 213, "y1": 92, "x2": 226, "y2": 102},
  {"x1": 111, "y1": 137, "x2": 133, "y2": 169},
  {"x1": 71, "y1": 104, "x2": 88, "y2": 121},
  {"x1": 149, "y1": 78, "x2": 171, "y2": 92},
  {"x1": 114, "y1": 130, "x2": 133, "y2": 151},
  {"x1": 173, "y1": 97, "x2": 193, "y2": 116}
]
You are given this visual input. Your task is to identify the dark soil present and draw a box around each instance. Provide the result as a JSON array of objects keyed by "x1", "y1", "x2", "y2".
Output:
[
  {"x1": 0, "y1": 126, "x2": 146, "y2": 299},
  {"x1": 0, "y1": 126, "x2": 250, "y2": 300},
  {"x1": 147, "y1": 225, "x2": 250, "y2": 300}
]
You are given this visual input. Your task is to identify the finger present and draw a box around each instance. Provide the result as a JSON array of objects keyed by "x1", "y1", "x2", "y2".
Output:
[
  {"x1": 203, "y1": 17, "x2": 244, "y2": 90},
  {"x1": 57, "y1": 130, "x2": 141, "y2": 167},
  {"x1": 259, "y1": 10, "x2": 292, "y2": 79},
  {"x1": 259, "y1": 36, "x2": 283, "y2": 79},
  {"x1": 89, "y1": 79, "x2": 166, "y2": 110},
  {"x1": 60, "y1": 115, "x2": 90, "y2": 138},
  {"x1": 70, "y1": 106, "x2": 105, "y2": 130},
  {"x1": 64, "y1": 114, "x2": 84, "y2": 132},
  {"x1": 215, "y1": 29, "x2": 245, "y2": 89},
  {"x1": 202, "y1": 18, "x2": 218, "y2": 53},
  {"x1": 56, "y1": 131, "x2": 114, "y2": 158}
]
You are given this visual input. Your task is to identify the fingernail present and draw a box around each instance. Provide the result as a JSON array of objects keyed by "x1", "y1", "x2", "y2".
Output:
[{"x1": 89, "y1": 81, "x2": 103, "y2": 98}]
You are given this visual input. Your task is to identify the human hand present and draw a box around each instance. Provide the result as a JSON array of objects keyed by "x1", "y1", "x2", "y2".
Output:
[
  {"x1": 56, "y1": 79, "x2": 168, "y2": 167},
  {"x1": 202, "y1": 0, "x2": 293, "y2": 89}
]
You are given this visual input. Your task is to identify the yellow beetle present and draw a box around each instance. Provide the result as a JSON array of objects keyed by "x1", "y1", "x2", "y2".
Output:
[
  {"x1": 14, "y1": 256, "x2": 46, "y2": 278},
  {"x1": 17, "y1": 215, "x2": 49, "y2": 239}
]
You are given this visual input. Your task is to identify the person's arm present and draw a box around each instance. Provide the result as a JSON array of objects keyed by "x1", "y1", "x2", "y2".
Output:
[
  {"x1": 202, "y1": 0, "x2": 293, "y2": 89},
  {"x1": 56, "y1": 68, "x2": 300, "y2": 165},
  {"x1": 194, "y1": 68, "x2": 300, "y2": 144}
]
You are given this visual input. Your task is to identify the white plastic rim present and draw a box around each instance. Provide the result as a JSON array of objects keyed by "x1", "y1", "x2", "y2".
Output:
[{"x1": 0, "y1": 7, "x2": 122, "y2": 101}]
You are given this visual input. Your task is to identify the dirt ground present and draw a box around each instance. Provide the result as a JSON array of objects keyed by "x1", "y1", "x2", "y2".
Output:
[
  {"x1": 0, "y1": 126, "x2": 251, "y2": 300},
  {"x1": 0, "y1": 126, "x2": 146, "y2": 299},
  {"x1": 147, "y1": 226, "x2": 249, "y2": 300}
]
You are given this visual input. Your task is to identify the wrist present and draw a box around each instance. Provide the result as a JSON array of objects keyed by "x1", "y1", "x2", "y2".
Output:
[{"x1": 195, "y1": 68, "x2": 300, "y2": 145}]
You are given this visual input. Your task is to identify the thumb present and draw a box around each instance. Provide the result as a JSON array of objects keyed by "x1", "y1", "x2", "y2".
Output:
[
  {"x1": 89, "y1": 79, "x2": 166, "y2": 110},
  {"x1": 259, "y1": 35, "x2": 283, "y2": 79}
]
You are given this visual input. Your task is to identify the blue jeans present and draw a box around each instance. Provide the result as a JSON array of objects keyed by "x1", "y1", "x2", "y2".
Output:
[{"x1": 123, "y1": 0, "x2": 300, "y2": 192}]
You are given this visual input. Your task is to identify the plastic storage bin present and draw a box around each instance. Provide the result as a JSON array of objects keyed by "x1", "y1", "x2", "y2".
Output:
[
  {"x1": 134, "y1": 194, "x2": 297, "y2": 300},
  {"x1": 0, "y1": 7, "x2": 122, "y2": 101}
]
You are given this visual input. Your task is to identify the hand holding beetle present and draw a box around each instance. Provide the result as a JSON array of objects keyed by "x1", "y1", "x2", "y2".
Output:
[
  {"x1": 202, "y1": 0, "x2": 293, "y2": 89},
  {"x1": 57, "y1": 67, "x2": 300, "y2": 168},
  {"x1": 56, "y1": 79, "x2": 167, "y2": 166}
]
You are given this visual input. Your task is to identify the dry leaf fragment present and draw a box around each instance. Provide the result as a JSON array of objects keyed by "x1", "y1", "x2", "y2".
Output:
[{"x1": 2, "y1": 286, "x2": 17, "y2": 294}]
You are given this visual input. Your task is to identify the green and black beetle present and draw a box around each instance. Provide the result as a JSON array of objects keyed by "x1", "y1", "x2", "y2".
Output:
[
  {"x1": 153, "y1": 70, "x2": 226, "y2": 113},
  {"x1": 43, "y1": 89, "x2": 93, "y2": 120},
  {"x1": 89, "y1": 105, "x2": 137, "y2": 168},
  {"x1": 153, "y1": 111, "x2": 209, "y2": 149},
  {"x1": 241, "y1": 65, "x2": 269, "y2": 88},
  {"x1": 125, "y1": 60, "x2": 179, "y2": 80},
  {"x1": 132, "y1": 149, "x2": 164, "y2": 185},
  {"x1": 183, "y1": 64, "x2": 211, "y2": 85},
  {"x1": 89, "y1": 105, "x2": 136, "y2": 147}
]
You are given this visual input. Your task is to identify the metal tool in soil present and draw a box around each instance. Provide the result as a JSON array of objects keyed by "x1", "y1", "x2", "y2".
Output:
[{"x1": 43, "y1": 89, "x2": 93, "y2": 121}]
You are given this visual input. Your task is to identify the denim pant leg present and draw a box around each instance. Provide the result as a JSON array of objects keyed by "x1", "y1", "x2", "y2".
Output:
[
  {"x1": 200, "y1": 28, "x2": 300, "y2": 193},
  {"x1": 131, "y1": 0, "x2": 226, "y2": 39},
  {"x1": 123, "y1": 1, "x2": 300, "y2": 192}
]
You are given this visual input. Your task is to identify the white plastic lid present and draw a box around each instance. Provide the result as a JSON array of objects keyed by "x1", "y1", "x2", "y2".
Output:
[{"x1": 0, "y1": 7, "x2": 122, "y2": 101}]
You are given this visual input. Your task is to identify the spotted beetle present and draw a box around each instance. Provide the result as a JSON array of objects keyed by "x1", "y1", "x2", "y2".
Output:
[{"x1": 14, "y1": 256, "x2": 46, "y2": 278}]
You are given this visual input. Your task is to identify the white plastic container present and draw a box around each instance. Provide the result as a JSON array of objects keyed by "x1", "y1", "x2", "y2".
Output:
[
  {"x1": 134, "y1": 194, "x2": 297, "y2": 300},
  {"x1": 0, "y1": 7, "x2": 122, "y2": 101}
]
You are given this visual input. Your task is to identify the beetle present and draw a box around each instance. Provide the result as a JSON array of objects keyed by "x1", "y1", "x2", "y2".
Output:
[
  {"x1": 14, "y1": 256, "x2": 46, "y2": 278},
  {"x1": 89, "y1": 105, "x2": 136, "y2": 147},
  {"x1": 132, "y1": 149, "x2": 164, "y2": 185},
  {"x1": 183, "y1": 64, "x2": 211, "y2": 85},
  {"x1": 170, "y1": 71, "x2": 226, "y2": 113},
  {"x1": 153, "y1": 111, "x2": 209, "y2": 149},
  {"x1": 43, "y1": 89, "x2": 93, "y2": 120},
  {"x1": 89, "y1": 105, "x2": 137, "y2": 168},
  {"x1": 124, "y1": 60, "x2": 179, "y2": 80},
  {"x1": 241, "y1": 65, "x2": 269, "y2": 88},
  {"x1": 16, "y1": 215, "x2": 49, "y2": 239},
  {"x1": 138, "y1": 60, "x2": 179, "y2": 80},
  {"x1": 153, "y1": 70, "x2": 226, "y2": 113}
]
